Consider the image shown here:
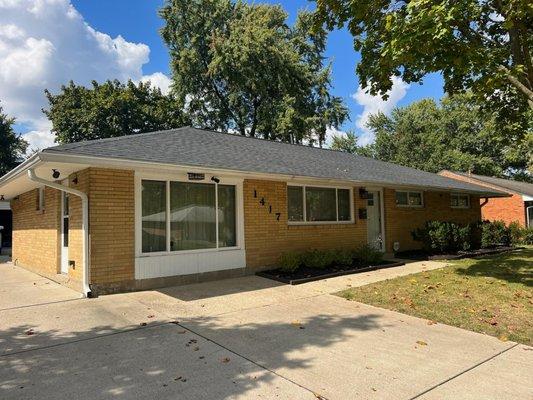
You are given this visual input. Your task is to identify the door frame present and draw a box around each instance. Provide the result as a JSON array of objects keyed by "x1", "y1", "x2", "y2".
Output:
[
  {"x1": 60, "y1": 184, "x2": 69, "y2": 274},
  {"x1": 366, "y1": 187, "x2": 386, "y2": 252}
]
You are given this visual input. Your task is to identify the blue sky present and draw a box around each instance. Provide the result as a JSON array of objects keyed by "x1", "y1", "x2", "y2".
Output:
[{"x1": 1, "y1": 0, "x2": 444, "y2": 149}]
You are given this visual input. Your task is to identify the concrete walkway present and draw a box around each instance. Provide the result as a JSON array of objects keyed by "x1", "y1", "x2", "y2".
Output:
[{"x1": 0, "y1": 260, "x2": 531, "y2": 399}]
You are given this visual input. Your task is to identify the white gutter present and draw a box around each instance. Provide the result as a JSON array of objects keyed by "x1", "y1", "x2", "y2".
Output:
[{"x1": 27, "y1": 169, "x2": 92, "y2": 298}]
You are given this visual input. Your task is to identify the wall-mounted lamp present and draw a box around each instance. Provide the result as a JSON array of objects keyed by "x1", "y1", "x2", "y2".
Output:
[
  {"x1": 52, "y1": 169, "x2": 60, "y2": 179},
  {"x1": 359, "y1": 188, "x2": 369, "y2": 199},
  {"x1": 0, "y1": 195, "x2": 4, "y2": 201},
  {"x1": 211, "y1": 176, "x2": 220, "y2": 184},
  {"x1": 72, "y1": 174, "x2": 79, "y2": 185}
]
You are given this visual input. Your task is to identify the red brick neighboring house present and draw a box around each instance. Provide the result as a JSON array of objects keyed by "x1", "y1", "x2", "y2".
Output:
[{"x1": 440, "y1": 171, "x2": 533, "y2": 227}]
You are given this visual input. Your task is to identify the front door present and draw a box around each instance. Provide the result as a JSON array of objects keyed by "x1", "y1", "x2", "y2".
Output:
[
  {"x1": 61, "y1": 191, "x2": 69, "y2": 274},
  {"x1": 366, "y1": 190, "x2": 383, "y2": 250}
]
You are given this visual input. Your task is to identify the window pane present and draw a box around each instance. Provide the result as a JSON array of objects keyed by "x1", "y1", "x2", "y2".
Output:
[
  {"x1": 338, "y1": 189, "x2": 351, "y2": 221},
  {"x1": 451, "y1": 195, "x2": 458, "y2": 207},
  {"x1": 142, "y1": 180, "x2": 167, "y2": 253},
  {"x1": 306, "y1": 187, "x2": 336, "y2": 221},
  {"x1": 408, "y1": 192, "x2": 422, "y2": 206},
  {"x1": 218, "y1": 185, "x2": 236, "y2": 248},
  {"x1": 287, "y1": 186, "x2": 304, "y2": 221},
  {"x1": 395, "y1": 191, "x2": 408, "y2": 205},
  {"x1": 170, "y1": 182, "x2": 216, "y2": 251},
  {"x1": 458, "y1": 195, "x2": 469, "y2": 207}
]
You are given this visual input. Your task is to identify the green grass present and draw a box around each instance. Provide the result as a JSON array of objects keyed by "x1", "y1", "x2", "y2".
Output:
[{"x1": 338, "y1": 247, "x2": 533, "y2": 345}]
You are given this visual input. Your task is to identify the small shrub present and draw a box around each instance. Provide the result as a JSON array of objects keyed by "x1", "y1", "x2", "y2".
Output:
[
  {"x1": 481, "y1": 220, "x2": 511, "y2": 248},
  {"x1": 332, "y1": 249, "x2": 354, "y2": 267},
  {"x1": 508, "y1": 221, "x2": 525, "y2": 245},
  {"x1": 353, "y1": 244, "x2": 383, "y2": 266},
  {"x1": 524, "y1": 227, "x2": 533, "y2": 245},
  {"x1": 412, "y1": 221, "x2": 473, "y2": 253},
  {"x1": 301, "y1": 249, "x2": 333, "y2": 269},
  {"x1": 279, "y1": 252, "x2": 301, "y2": 273}
]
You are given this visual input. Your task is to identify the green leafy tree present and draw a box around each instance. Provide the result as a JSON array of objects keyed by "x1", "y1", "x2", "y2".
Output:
[
  {"x1": 314, "y1": 0, "x2": 533, "y2": 111},
  {"x1": 44, "y1": 80, "x2": 189, "y2": 144},
  {"x1": 160, "y1": 0, "x2": 348, "y2": 146},
  {"x1": 0, "y1": 104, "x2": 28, "y2": 176},
  {"x1": 336, "y1": 93, "x2": 532, "y2": 179},
  {"x1": 330, "y1": 131, "x2": 372, "y2": 156}
]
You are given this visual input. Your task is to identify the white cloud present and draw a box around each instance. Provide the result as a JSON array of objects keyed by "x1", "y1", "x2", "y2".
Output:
[
  {"x1": 324, "y1": 126, "x2": 347, "y2": 147},
  {"x1": 352, "y1": 77, "x2": 409, "y2": 145},
  {"x1": 23, "y1": 129, "x2": 56, "y2": 151},
  {"x1": 0, "y1": 0, "x2": 168, "y2": 152},
  {"x1": 138, "y1": 72, "x2": 172, "y2": 95}
]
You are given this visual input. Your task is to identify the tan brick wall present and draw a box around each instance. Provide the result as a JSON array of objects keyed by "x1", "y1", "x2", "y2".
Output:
[
  {"x1": 88, "y1": 168, "x2": 135, "y2": 285},
  {"x1": 11, "y1": 186, "x2": 61, "y2": 277},
  {"x1": 439, "y1": 171, "x2": 526, "y2": 226},
  {"x1": 383, "y1": 189, "x2": 482, "y2": 252},
  {"x1": 243, "y1": 179, "x2": 367, "y2": 270}
]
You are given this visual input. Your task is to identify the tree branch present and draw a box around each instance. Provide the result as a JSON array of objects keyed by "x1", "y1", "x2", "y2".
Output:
[{"x1": 498, "y1": 65, "x2": 533, "y2": 109}]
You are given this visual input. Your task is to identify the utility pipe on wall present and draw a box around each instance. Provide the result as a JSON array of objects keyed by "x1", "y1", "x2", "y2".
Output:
[{"x1": 27, "y1": 169, "x2": 92, "y2": 297}]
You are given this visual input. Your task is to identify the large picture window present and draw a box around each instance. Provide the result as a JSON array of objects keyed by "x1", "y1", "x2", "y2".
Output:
[
  {"x1": 287, "y1": 185, "x2": 352, "y2": 223},
  {"x1": 142, "y1": 179, "x2": 237, "y2": 253}
]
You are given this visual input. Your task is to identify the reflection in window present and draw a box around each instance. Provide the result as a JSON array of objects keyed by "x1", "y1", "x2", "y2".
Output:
[{"x1": 142, "y1": 180, "x2": 167, "y2": 253}]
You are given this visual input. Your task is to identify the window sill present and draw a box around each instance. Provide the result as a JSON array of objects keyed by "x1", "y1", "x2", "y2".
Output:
[
  {"x1": 287, "y1": 220, "x2": 354, "y2": 226},
  {"x1": 450, "y1": 206, "x2": 470, "y2": 209},
  {"x1": 138, "y1": 246, "x2": 243, "y2": 258},
  {"x1": 396, "y1": 205, "x2": 424, "y2": 209}
]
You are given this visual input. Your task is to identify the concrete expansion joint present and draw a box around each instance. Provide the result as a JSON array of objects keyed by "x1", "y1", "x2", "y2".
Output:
[{"x1": 407, "y1": 342, "x2": 520, "y2": 400}]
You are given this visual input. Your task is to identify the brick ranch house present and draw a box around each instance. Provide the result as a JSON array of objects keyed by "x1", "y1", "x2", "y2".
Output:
[
  {"x1": 440, "y1": 171, "x2": 533, "y2": 228},
  {"x1": 0, "y1": 127, "x2": 505, "y2": 297}
]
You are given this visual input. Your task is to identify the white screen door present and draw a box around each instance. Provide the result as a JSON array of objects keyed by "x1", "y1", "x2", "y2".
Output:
[
  {"x1": 366, "y1": 191, "x2": 383, "y2": 250},
  {"x1": 61, "y1": 192, "x2": 69, "y2": 274}
]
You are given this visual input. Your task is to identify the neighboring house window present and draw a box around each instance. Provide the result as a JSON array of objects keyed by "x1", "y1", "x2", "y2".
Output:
[
  {"x1": 395, "y1": 190, "x2": 423, "y2": 207},
  {"x1": 450, "y1": 193, "x2": 470, "y2": 208},
  {"x1": 287, "y1": 185, "x2": 352, "y2": 223},
  {"x1": 141, "y1": 179, "x2": 237, "y2": 253},
  {"x1": 527, "y1": 206, "x2": 533, "y2": 228},
  {"x1": 36, "y1": 187, "x2": 45, "y2": 211}
]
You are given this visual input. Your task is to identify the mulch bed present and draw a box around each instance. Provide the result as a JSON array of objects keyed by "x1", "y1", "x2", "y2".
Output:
[
  {"x1": 395, "y1": 246, "x2": 523, "y2": 261},
  {"x1": 257, "y1": 260, "x2": 405, "y2": 285}
]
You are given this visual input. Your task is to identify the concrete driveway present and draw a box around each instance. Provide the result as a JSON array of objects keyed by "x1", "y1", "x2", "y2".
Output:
[{"x1": 0, "y1": 261, "x2": 531, "y2": 399}]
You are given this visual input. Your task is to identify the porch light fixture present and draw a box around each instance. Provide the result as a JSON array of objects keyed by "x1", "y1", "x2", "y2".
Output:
[
  {"x1": 0, "y1": 195, "x2": 4, "y2": 201},
  {"x1": 72, "y1": 174, "x2": 79, "y2": 185},
  {"x1": 52, "y1": 169, "x2": 60, "y2": 179},
  {"x1": 359, "y1": 188, "x2": 369, "y2": 199},
  {"x1": 211, "y1": 176, "x2": 220, "y2": 184}
]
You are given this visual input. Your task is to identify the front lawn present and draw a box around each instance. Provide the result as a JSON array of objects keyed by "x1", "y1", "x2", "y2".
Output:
[{"x1": 338, "y1": 248, "x2": 533, "y2": 345}]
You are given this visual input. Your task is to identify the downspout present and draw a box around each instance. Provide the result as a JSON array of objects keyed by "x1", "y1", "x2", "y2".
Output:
[
  {"x1": 27, "y1": 169, "x2": 92, "y2": 298},
  {"x1": 480, "y1": 197, "x2": 489, "y2": 208}
]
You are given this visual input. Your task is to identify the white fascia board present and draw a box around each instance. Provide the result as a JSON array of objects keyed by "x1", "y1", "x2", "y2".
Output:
[{"x1": 39, "y1": 151, "x2": 508, "y2": 197}]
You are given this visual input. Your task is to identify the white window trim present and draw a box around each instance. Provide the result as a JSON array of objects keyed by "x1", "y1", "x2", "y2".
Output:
[
  {"x1": 395, "y1": 190, "x2": 424, "y2": 208},
  {"x1": 135, "y1": 171, "x2": 245, "y2": 258},
  {"x1": 287, "y1": 183, "x2": 354, "y2": 225},
  {"x1": 450, "y1": 193, "x2": 470, "y2": 209}
]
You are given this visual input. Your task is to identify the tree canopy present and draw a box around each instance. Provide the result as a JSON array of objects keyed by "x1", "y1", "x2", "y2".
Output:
[
  {"x1": 44, "y1": 80, "x2": 189, "y2": 144},
  {"x1": 159, "y1": 0, "x2": 348, "y2": 146},
  {"x1": 331, "y1": 93, "x2": 532, "y2": 180},
  {"x1": 314, "y1": 0, "x2": 533, "y2": 112},
  {"x1": 0, "y1": 104, "x2": 28, "y2": 176}
]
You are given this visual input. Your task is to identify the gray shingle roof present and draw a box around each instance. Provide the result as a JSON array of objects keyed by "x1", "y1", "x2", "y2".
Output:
[
  {"x1": 452, "y1": 172, "x2": 533, "y2": 197},
  {"x1": 44, "y1": 127, "x2": 505, "y2": 195}
]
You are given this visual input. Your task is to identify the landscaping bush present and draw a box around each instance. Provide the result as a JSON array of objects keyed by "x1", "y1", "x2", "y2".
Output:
[
  {"x1": 301, "y1": 249, "x2": 334, "y2": 269},
  {"x1": 279, "y1": 252, "x2": 301, "y2": 273},
  {"x1": 353, "y1": 244, "x2": 383, "y2": 265},
  {"x1": 481, "y1": 220, "x2": 511, "y2": 248},
  {"x1": 508, "y1": 221, "x2": 525, "y2": 246},
  {"x1": 524, "y1": 228, "x2": 533, "y2": 245},
  {"x1": 332, "y1": 249, "x2": 354, "y2": 267},
  {"x1": 412, "y1": 221, "x2": 473, "y2": 253}
]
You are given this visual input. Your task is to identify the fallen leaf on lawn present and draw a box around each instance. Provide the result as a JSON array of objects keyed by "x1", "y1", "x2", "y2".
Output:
[
  {"x1": 25, "y1": 329, "x2": 35, "y2": 336},
  {"x1": 139, "y1": 322, "x2": 147, "y2": 327},
  {"x1": 147, "y1": 315, "x2": 155, "y2": 318},
  {"x1": 221, "y1": 357, "x2": 231, "y2": 364},
  {"x1": 371, "y1": 388, "x2": 377, "y2": 392},
  {"x1": 416, "y1": 340, "x2": 428, "y2": 346},
  {"x1": 427, "y1": 320, "x2": 437, "y2": 325},
  {"x1": 498, "y1": 334, "x2": 509, "y2": 342}
]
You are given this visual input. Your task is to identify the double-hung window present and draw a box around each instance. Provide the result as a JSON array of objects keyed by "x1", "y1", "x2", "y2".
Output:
[
  {"x1": 141, "y1": 180, "x2": 237, "y2": 253},
  {"x1": 450, "y1": 193, "x2": 470, "y2": 208},
  {"x1": 395, "y1": 190, "x2": 423, "y2": 207},
  {"x1": 287, "y1": 185, "x2": 352, "y2": 223}
]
